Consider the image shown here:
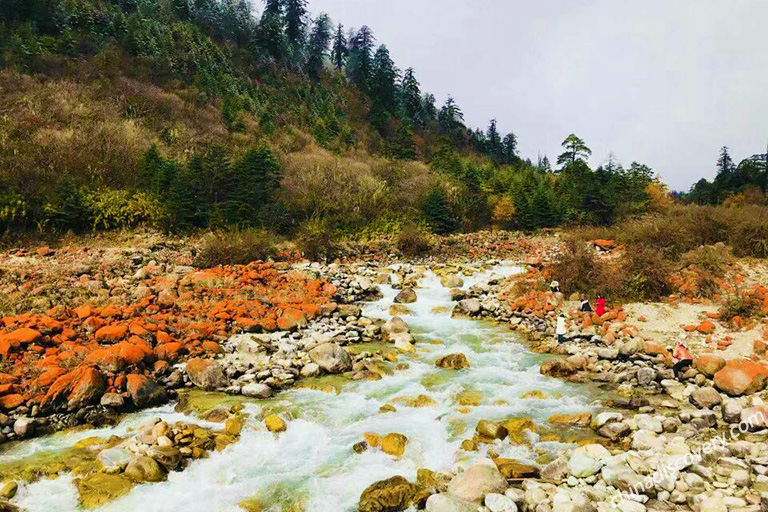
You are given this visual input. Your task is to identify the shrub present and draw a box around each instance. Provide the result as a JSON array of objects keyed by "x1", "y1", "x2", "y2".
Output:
[
  {"x1": 84, "y1": 188, "x2": 167, "y2": 230},
  {"x1": 397, "y1": 224, "x2": 433, "y2": 257},
  {"x1": 727, "y1": 205, "x2": 768, "y2": 258},
  {"x1": 719, "y1": 289, "x2": 762, "y2": 323},
  {"x1": 194, "y1": 229, "x2": 278, "y2": 268},
  {"x1": 681, "y1": 243, "x2": 733, "y2": 276},
  {"x1": 294, "y1": 218, "x2": 338, "y2": 262},
  {"x1": 549, "y1": 238, "x2": 617, "y2": 297},
  {"x1": 619, "y1": 244, "x2": 674, "y2": 301}
]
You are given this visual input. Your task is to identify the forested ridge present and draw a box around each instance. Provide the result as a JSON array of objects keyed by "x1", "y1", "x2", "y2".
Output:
[{"x1": 0, "y1": 0, "x2": 765, "y2": 240}]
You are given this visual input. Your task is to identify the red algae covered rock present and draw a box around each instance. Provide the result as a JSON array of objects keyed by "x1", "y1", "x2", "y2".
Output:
[{"x1": 714, "y1": 359, "x2": 768, "y2": 396}]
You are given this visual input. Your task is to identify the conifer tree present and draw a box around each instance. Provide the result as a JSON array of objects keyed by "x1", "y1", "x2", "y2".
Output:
[
  {"x1": 347, "y1": 25, "x2": 375, "y2": 91},
  {"x1": 557, "y1": 134, "x2": 591, "y2": 169},
  {"x1": 423, "y1": 186, "x2": 456, "y2": 234},
  {"x1": 284, "y1": 0, "x2": 307, "y2": 47},
  {"x1": 502, "y1": 133, "x2": 518, "y2": 164},
  {"x1": 306, "y1": 13, "x2": 332, "y2": 80},
  {"x1": 422, "y1": 93, "x2": 437, "y2": 123},
  {"x1": 486, "y1": 119, "x2": 503, "y2": 163},
  {"x1": 400, "y1": 68, "x2": 423, "y2": 125},
  {"x1": 331, "y1": 23, "x2": 347, "y2": 70},
  {"x1": 438, "y1": 96, "x2": 464, "y2": 134},
  {"x1": 370, "y1": 44, "x2": 399, "y2": 116}
]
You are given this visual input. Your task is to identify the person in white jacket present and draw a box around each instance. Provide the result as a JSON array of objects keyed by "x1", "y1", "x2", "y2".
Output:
[{"x1": 556, "y1": 314, "x2": 567, "y2": 343}]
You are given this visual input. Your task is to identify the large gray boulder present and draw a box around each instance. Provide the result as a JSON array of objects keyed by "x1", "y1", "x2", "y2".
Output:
[
  {"x1": 308, "y1": 343, "x2": 352, "y2": 374},
  {"x1": 447, "y1": 458, "x2": 507, "y2": 502}
]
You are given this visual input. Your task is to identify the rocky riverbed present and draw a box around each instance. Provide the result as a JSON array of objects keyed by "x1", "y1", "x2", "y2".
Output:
[{"x1": 2, "y1": 232, "x2": 768, "y2": 512}]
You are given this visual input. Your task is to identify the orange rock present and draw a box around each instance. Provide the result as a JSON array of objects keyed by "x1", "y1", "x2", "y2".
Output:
[
  {"x1": 697, "y1": 321, "x2": 716, "y2": 334},
  {"x1": 125, "y1": 374, "x2": 167, "y2": 408},
  {"x1": 156, "y1": 331, "x2": 173, "y2": 344},
  {"x1": 0, "y1": 394, "x2": 25, "y2": 410},
  {"x1": 694, "y1": 354, "x2": 726, "y2": 377},
  {"x1": 83, "y1": 349, "x2": 124, "y2": 372},
  {"x1": 755, "y1": 340, "x2": 768, "y2": 356},
  {"x1": 277, "y1": 308, "x2": 306, "y2": 331},
  {"x1": 0, "y1": 327, "x2": 43, "y2": 348},
  {"x1": 74, "y1": 305, "x2": 92, "y2": 319},
  {"x1": 95, "y1": 325, "x2": 128, "y2": 343},
  {"x1": 713, "y1": 359, "x2": 768, "y2": 396},
  {"x1": 0, "y1": 383, "x2": 14, "y2": 396},
  {"x1": 201, "y1": 341, "x2": 222, "y2": 353},
  {"x1": 114, "y1": 342, "x2": 147, "y2": 365},
  {"x1": 155, "y1": 342, "x2": 185, "y2": 362},
  {"x1": 37, "y1": 367, "x2": 66, "y2": 387}
]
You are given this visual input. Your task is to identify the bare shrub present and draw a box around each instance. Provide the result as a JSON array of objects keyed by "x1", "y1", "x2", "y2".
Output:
[
  {"x1": 294, "y1": 218, "x2": 338, "y2": 262},
  {"x1": 194, "y1": 229, "x2": 278, "y2": 268},
  {"x1": 397, "y1": 224, "x2": 434, "y2": 257}
]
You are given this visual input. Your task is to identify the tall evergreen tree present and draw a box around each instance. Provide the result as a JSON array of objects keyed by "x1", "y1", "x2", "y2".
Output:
[
  {"x1": 284, "y1": 0, "x2": 307, "y2": 47},
  {"x1": 438, "y1": 96, "x2": 464, "y2": 134},
  {"x1": 486, "y1": 119, "x2": 503, "y2": 162},
  {"x1": 557, "y1": 134, "x2": 591, "y2": 169},
  {"x1": 331, "y1": 22, "x2": 347, "y2": 70},
  {"x1": 306, "y1": 13, "x2": 332, "y2": 80},
  {"x1": 370, "y1": 44, "x2": 399, "y2": 116},
  {"x1": 400, "y1": 68, "x2": 423, "y2": 125},
  {"x1": 422, "y1": 93, "x2": 437, "y2": 123},
  {"x1": 502, "y1": 133, "x2": 518, "y2": 164},
  {"x1": 346, "y1": 25, "x2": 375, "y2": 91},
  {"x1": 263, "y1": 0, "x2": 281, "y2": 17},
  {"x1": 258, "y1": 0, "x2": 285, "y2": 59}
]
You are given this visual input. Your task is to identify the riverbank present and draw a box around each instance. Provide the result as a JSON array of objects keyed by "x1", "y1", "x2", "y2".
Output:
[{"x1": 1, "y1": 230, "x2": 768, "y2": 512}]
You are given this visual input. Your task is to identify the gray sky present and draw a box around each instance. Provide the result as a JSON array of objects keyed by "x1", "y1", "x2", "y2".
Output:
[{"x1": 304, "y1": 0, "x2": 768, "y2": 191}]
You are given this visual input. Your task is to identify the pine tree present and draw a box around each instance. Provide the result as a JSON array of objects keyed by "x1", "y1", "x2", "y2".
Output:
[
  {"x1": 438, "y1": 96, "x2": 463, "y2": 134},
  {"x1": 263, "y1": 0, "x2": 281, "y2": 17},
  {"x1": 306, "y1": 13, "x2": 332, "y2": 80},
  {"x1": 370, "y1": 44, "x2": 399, "y2": 116},
  {"x1": 258, "y1": 0, "x2": 286, "y2": 60},
  {"x1": 423, "y1": 186, "x2": 456, "y2": 234},
  {"x1": 331, "y1": 23, "x2": 347, "y2": 70},
  {"x1": 502, "y1": 133, "x2": 518, "y2": 164},
  {"x1": 422, "y1": 93, "x2": 437, "y2": 123},
  {"x1": 284, "y1": 0, "x2": 307, "y2": 47},
  {"x1": 557, "y1": 134, "x2": 591, "y2": 169},
  {"x1": 347, "y1": 25, "x2": 375, "y2": 91},
  {"x1": 400, "y1": 68, "x2": 423, "y2": 125},
  {"x1": 486, "y1": 119, "x2": 503, "y2": 162}
]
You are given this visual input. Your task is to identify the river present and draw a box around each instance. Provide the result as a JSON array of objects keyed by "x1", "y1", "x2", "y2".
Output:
[{"x1": 4, "y1": 263, "x2": 596, "y2": 512}]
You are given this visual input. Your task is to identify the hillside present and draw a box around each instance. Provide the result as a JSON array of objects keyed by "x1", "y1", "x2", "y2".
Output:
[{"x1": 0, "y1": 0, "x2": 670, "y2": 241}]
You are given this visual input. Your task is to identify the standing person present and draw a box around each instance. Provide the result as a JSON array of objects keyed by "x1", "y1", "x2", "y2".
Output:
[
  {"x1": 550, "y1": 280, "x2": 560, "y2": 294},
  {"x1": 595, "y1": 294, "x2": 606, "y2": 317},
  {"x1": 556, "y1": 314, "x2": 567, "y2": 343},
  {"x1": 580, "y1": 299, "x2": 592, "y2": 312},
  {"x1": 672, "y1": 337, "x2": 694, "y2": 379}
]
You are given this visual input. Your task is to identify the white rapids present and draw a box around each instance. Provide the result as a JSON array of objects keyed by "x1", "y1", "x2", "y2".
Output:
[{"x1": 5, "y1": 263, "x2": 597, "y2": 512}]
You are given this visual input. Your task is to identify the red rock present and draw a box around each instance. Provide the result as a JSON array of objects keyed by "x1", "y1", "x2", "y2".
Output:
[
  {"x1": 36, "y1": 246, "x2": 54, "y2": 257},
  {"x1": 0, "y1": 383, "x2": 14, "y2": 396},
  {"x1": 591, "y1": 239, "x2": 616, "y2": 250},
  {"x1": 37, "y1": 367, "x2": 66, "y2": 387},
  {"x1": 201, "y1": 341, "x2": 222, "y2": 353},
  {"x1": 0, "y1": 394, "x2": 25, "y2": 410},
  {"x1": 114, "y1": 342, "x2": 147, "y2": 365},
  {"x1": 42, "y1": 367, "x2": 106, "y2": 411},
  {"x1": 697, "y1": 321, "x2": 716, "y2": 334},
  {"x1": 74, "y1": 305, "x2": 92, "y2": 319},
  {"x1": 155, "y1": 342, "x2": 185, "y2": 362},
  {"x1": 83, "y1": 349, "x2": 124, "y2": 372},
  {"x1": 714, "y1": 359, "x2": 768, "y2": 396},
  {"x1": 125, "y1": 374, "x2": 167, "y2": 408},
  {"x1": 694, "y1": 354, "x2": 726, "y2": 377},
  {"x1": 0, "y1": 327, "x2": 43, "y2": 348},
  {"x1": 95, "y1": 325, "x2": 128, "y2": 343}
]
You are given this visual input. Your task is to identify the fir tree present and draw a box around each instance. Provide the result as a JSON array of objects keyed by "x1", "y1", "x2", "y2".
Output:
[
  {"x1": 331, "y1": 22, "x2": 347, "y2": 70},
  {"x1": 306, "y1": 13, "x2": 332, "y2": 80},
  {"x1": 284, "y1": 0, "x2": 307, "y2": 47},
  {"x1": 423, "y1": 186, "x2": 456, "y2": 234},
  {"x1": 400, "y1": 68, "x2": 423, "y2": 125},
  {"x1": 346, "y1": 25, "x2": 375, "y2": 91},
  {"x1": 370, "y1": 44, "x2": 399, "y2": 117},
  {"x1": 557, "y1": 134, "x2": 591, "y2": 169}
]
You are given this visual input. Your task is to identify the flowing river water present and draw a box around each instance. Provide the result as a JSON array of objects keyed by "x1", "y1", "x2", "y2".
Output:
[{"x1": 2, "y1": 263, "x2": 599, "y2": 512}]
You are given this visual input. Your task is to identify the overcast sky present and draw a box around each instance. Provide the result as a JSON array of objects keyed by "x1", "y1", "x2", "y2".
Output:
[{"x1": 301, "y1": 0, "x2": 768, "y2": 191}]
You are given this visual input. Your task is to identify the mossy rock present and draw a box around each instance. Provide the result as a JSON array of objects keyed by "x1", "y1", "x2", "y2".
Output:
[
  {"x1": 295, "y1": 375, "x2": 350, "y2": 394},
  {"x1": 239, "y1": 496, "x2": 263, "y2": 512},
  {"x1": 76, "y1": 472, "x2": 135, "y2": 509},
  {"x1": 175, "y1": 389, "x2": 250, "y2": 419},
  {"x1": 457, "y1": 390, "x2": 482, "y2": 406}
]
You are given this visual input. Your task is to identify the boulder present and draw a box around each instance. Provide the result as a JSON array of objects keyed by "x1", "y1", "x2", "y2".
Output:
[
  {"x1": 452, "y1": 299, "x2": 482, "y2": 318},
  {"x1": 42, "y1": 366, "x2": 106, "y2": 412},
  {"x1": 12, "y1": 417, "x2": 34, "y2": 438},
  {"x1": 689, "y1": 387, "x2": 722, "y2": 409},
  {"x1": 394, "y1": 288, "x2": 417, "y2": 304},
  {"x1": 476, "y1": 420, "x2": 508, "y2": 440},
  {"x1": 694, "y1": 354, "x2": 726, "y2": 377},
  {"x1": 383, "y1": 317, "x2": 410, "y2": 336},
  {"x1": 441, "y1": 274, "x2": 464, "y2": 288},
  {"x1": 447, "y1": 459, "x2": 507, "y2": 503},
  {"x1": 265, "y1": 415, "x2": 286, "y2": 432},
  {"x1": 147, "y1": 446, "x2": 182, "y2": 471},
  {"x1": 98, "y1": 447, "x2": 133, "y2": 472},
  {"x1": 381, "y1": 433, "x2": 409, "y2": 457},
  {"x1": 185, "y1": 358, "x2": 228, "y2": 391},
  {"x1": 125, "y1": 374, "x2": 167, "y2": 408},
  {"x1": 75, "y1": 473, "x2": 135, "y2": 509},
  {"x1": 436, "y1": 353, "x2": 470, "y2": 370},
  {"x1": 540, "y1": 359, "x2": 577, "y2": 378},
  {"x1": 358, "y1": 476, "x2": 429, "y2": 512},
  {"x1": 308, "y1": 343, "x2": 352, "y2": 374},
  {"x1": 426, "y1": 493, "x2": 477, "y2": 512},
  {"x1": 124, "y1": 455, "x2": 166, "y2": 483},
  {"x1": 567, "y1": 444, "x2": 611, "y2": 478},
  {"x1": 241, "y1": 383, "x2": 273, "y2": 399},
  {"x1": 722, "y1": 399, "x2": 743, "y2": 423},
  {"x1": 547, "y1": 413, "x2": 591, "y2": 427},
  {"x1": 713, "y1": 359, "x2": 768, "y2": 396}
]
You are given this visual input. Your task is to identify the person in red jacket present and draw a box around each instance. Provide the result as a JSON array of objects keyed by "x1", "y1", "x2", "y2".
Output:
[
  {"x1": 595, "y1": 294, "x2": 606, "y2": 317},
  {"x1": 672, "y1": 338, "x2": 694, "y2": 379}
]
